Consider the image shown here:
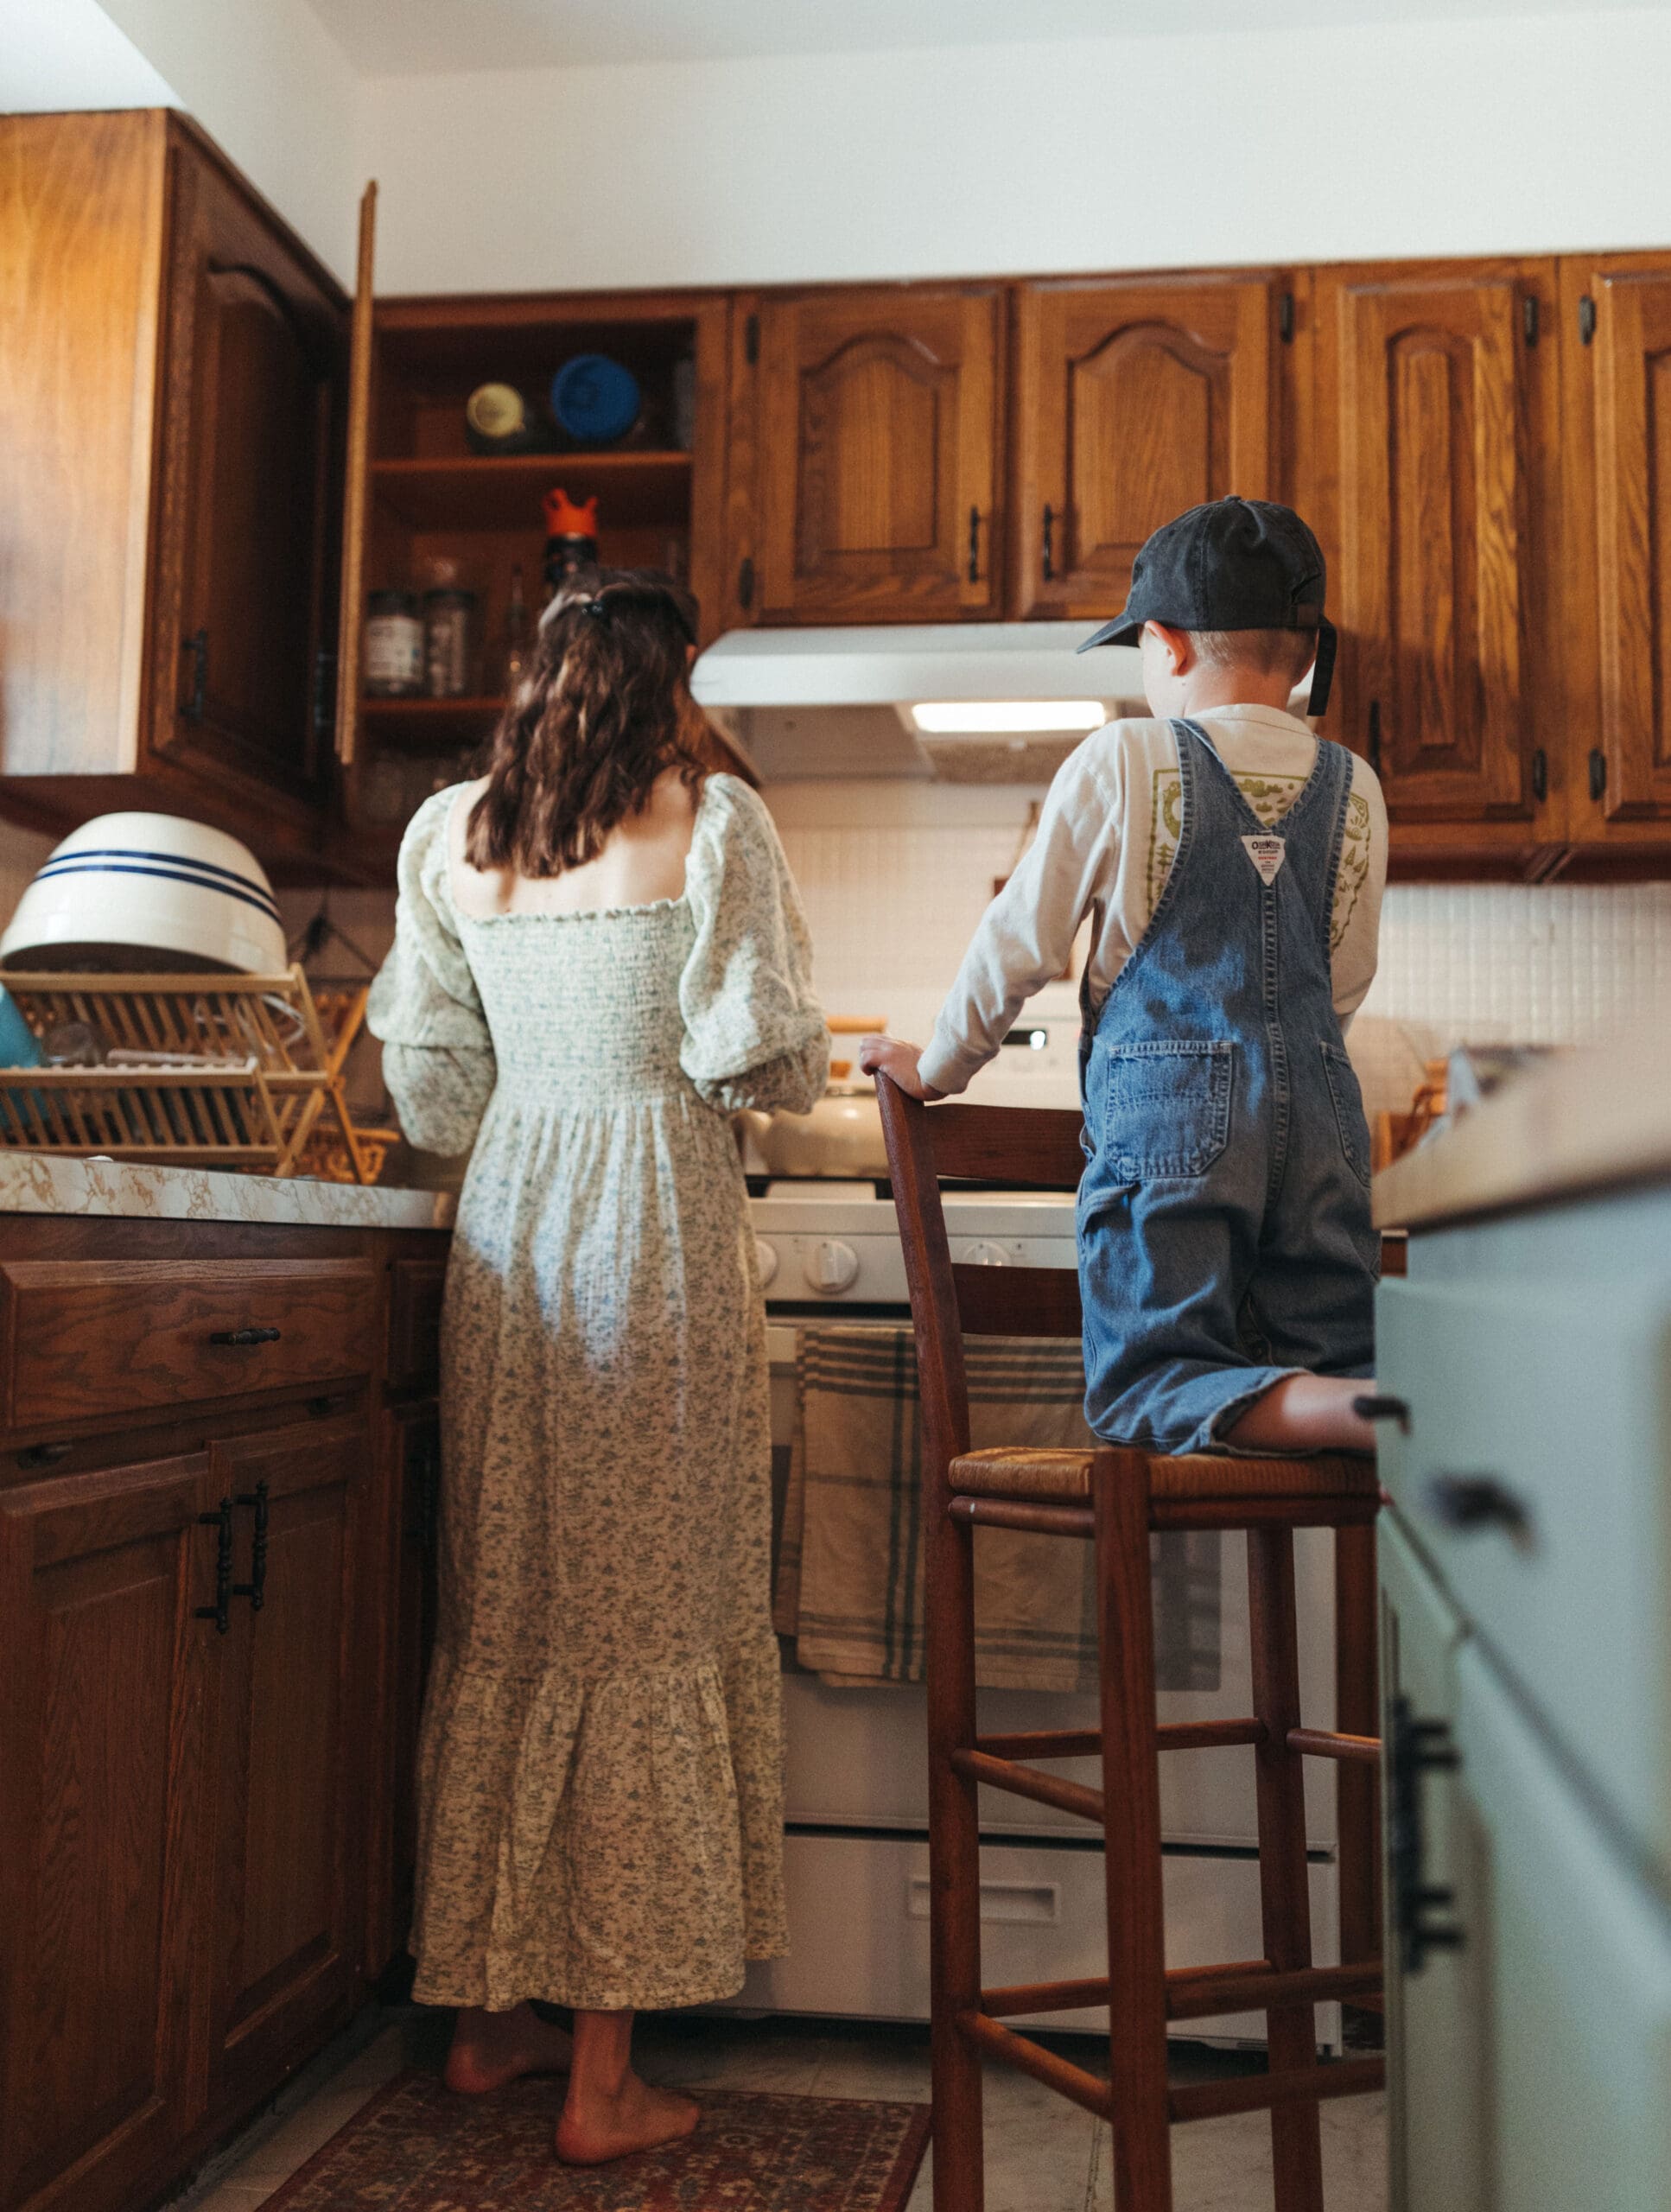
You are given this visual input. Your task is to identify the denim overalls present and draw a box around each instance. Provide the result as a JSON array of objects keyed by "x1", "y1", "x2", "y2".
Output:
[{"x1": 1077, "y1": 719, "x2": 1376, "y2": 1454}]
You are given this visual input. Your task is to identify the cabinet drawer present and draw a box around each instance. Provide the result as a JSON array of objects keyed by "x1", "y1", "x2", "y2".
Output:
[
  {"x1": 1377, "y1": 1274, "x2": 1671, "y2": 1875},
  {"x1": 387, "y1": 1255, "x2": 446, "y2": 1391},
  {"x1": 0, "y1": 1259, "x2": 378, "y2": 1430}
]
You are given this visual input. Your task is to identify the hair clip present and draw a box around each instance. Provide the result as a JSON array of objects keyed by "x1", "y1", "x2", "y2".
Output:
[{"x1": 581, "y1": 598, "x2": 610, "y2": 622}]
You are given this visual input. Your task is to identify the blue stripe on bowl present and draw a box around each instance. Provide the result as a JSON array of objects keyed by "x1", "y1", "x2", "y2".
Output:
[
  {"x1": 43, "y1": 844, "x2": 278, "y2": 906},
  {"x1": 35, "y1": 859, "x2": 283, "y2": 925}
]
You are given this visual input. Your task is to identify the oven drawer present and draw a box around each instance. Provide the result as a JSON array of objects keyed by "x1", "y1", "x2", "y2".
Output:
[
  {"x1": 0, "y1": 1259, "x2": 378, "y2": 1430},
  {"x1": 725, "y1": 1830, "x2": 1341, "y2": 2048},
  {"x1": 1377, "y1": 1273, "x2": 1671, "y2": 1876}
]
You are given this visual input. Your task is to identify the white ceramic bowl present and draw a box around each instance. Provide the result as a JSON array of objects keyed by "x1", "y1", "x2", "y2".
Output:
[{"x1": 0, "y1": 812, "x2": 287, "y2": 975}]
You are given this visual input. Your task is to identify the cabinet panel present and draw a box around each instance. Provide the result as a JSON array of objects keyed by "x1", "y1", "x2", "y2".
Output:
[
  {"x1": 0, "y1": 1454, "x2": 211, "y2": 2212},
  {"x1": 1566, "y1": 257, "x2": 1671, "y2": 830},
  {"x1": 1317, "y1": 263, "x2": 1558, "y2": 841},
  {"x1": 148, "y1": 132, "x2": 343, "y2": 801},
  {"x1": 753, "y1": 287, "x2": 1002, "y2": 622},
  {"x1": 1012, "y1": 274, "x2": 1282, "y2": 620},
  {"x1": 1455, "y1": 1640, "x2": 1671, "y2": 2212},
  {"x1": 201, "y1": 1421, "x2": 371, "y2": 2107}
]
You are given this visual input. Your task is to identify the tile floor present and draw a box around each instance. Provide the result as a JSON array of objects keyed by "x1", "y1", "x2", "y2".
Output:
[{"x1": 179, "y1": 2009, "x2": 1387, "y2": 2212}]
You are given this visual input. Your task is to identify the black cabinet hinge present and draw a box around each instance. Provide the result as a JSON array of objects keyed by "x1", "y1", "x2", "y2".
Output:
[
  {"x1": 313, "y1": 644, "x2": 335, "y2": 741},
  {"x1": 1522, "y1": 296, "x2": 1539, "y2": 347},
  {"x1": 744, "y1": 313, "x2": 759, "y2": 366},
  {"x1": 1589, "y1": 747, "x2": 1607, "y2": 802},
  {"x1": 737, "y1": 556, "x2": 755, "y2": 611},
  {"x1": 1579, "y1": 294, "x2": 1597, "y2": 346},
  {"x1": 1279, "y1": 291, "x2": 1295, "y2": 344}
]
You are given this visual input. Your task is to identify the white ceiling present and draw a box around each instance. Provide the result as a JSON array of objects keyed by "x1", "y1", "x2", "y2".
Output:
[{"x1": 305, "y1": 0, "x2": 1665, "y2": 76}]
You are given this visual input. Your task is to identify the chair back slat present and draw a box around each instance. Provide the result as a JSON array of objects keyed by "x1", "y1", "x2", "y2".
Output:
[
  {"x1": 918, "y1": 1103, "x2": 1085, "y2": 1190},
  {"x1": 952, "y1": 1264, "x2": 1082, "y2": 1339}
]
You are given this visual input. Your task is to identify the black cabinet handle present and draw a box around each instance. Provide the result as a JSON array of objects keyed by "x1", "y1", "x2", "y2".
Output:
[
  {"x1": 1366, "y1": 699, "x2": 1382, "y2": 776},
  {"x1": 1041, "y1": 503, "x2": 1055, "y2": 582},
  {"x1": 1589, "y1": 747, "x2": 1607, "y2": 803},
  {"x1": 16, "y1": 1440, "x2": 73, "y2": 1471},
  {"x1": 1353, "y1": 1392, "x2": 1410, "y2": 1433},
  {"x1": 1530, "y1": 747, "x2": 1547, "y2": 803},
  {"x1": 967, "y1": 506, "x2": 981, "y2": 585},
  {"x1": 181, "y1": 628, "x2": 208, "y2": 722},
  {"x1": 232, "y1": 1478, "x2": 270, "y2": 1611},
  {"x1": 737, "y1": 556, "x2": 754, "y2": 611},
  {"x1": 195, "y1": 1497, "x2": 235, "y2": 1635},
  {"x1": 1389, "y1": 1695, "x2": 1465, "y2": 1974},
  {"x1": 210, "y1": 1326, "x2": 282, "y2": 1347},
  {"x1": 1426, "y1": 1471, "x2": 1534, "y2": 1548}
]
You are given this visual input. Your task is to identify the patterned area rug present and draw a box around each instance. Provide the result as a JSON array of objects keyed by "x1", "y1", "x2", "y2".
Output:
[{"x1": 262, "y1": 2069, "x2": 932, "y2": 2211}]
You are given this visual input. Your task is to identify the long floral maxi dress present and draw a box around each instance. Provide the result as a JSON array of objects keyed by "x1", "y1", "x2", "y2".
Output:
[{"x1": 367, "y1": 774, "x2": 827, "y2": 2012}]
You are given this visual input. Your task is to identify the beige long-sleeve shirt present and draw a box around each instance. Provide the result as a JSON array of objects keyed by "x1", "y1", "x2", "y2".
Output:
[{"x1": 919, "y1": 706, "x2": 1388, "y2": 1097}]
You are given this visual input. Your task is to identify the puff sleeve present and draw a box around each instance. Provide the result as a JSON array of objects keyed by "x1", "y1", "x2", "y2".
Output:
[
  {"x1": 678, "y1": 775, "x2": 827, "y2": 1115},
  {"x1": 366, "y1": 787, "x2": 497, "y2": 1154}
]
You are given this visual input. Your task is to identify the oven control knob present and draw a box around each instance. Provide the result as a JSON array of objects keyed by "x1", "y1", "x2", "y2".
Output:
[
  {"x1": 754, "y1": 1237, "x2": 779, "y2": 1288},
  {"x1": 960, "y1": 1240, "x2": 1009, "y2": 1267},
  {"x1": 804, "y1": 1238, "x2": 860, "y2": 1294}
]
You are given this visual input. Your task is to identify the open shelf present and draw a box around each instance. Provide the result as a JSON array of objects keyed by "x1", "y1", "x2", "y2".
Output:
[
  {"x1": 370, "y1": 449, "x2": 691, "y2": 531},
  {"x1": 361, "y1": 695, "x2": 505, "y2": 747}
]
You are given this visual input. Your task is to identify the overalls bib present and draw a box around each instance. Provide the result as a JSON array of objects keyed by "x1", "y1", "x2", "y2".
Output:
[{"x1": 1077, "y1": 719, "x2": 1376, "y2": 1454}]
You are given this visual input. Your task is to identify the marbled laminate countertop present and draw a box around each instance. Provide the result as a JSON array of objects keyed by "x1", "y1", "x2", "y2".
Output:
[{"x1": 0, "y1": 1153, "x2": 455, "y2": 1230}]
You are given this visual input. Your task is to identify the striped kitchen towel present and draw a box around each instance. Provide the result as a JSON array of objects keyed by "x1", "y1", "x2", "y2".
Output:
[{"x1": 774, "y1": 1324, "x2": 1223, "y2": 1695}]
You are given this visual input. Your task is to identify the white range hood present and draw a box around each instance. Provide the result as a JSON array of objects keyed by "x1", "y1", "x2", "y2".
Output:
[{"x1": 691, "y1": 623, "x2": 1145, "y2": 784}]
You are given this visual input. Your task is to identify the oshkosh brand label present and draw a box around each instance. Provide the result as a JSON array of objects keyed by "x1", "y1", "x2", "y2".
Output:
[{"x1": 1241, "y1": 835, "x2": 1286, "y2": 885}]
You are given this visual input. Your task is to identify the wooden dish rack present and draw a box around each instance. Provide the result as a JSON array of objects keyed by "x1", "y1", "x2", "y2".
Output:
[{"x1": 0, "y1": 968, "x2": 386, "y2": 1183}]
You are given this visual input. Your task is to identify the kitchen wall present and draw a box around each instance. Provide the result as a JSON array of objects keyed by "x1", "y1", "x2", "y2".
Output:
[{"x1": 361, "y1": 9, "x2": 1671, "y2": 294}]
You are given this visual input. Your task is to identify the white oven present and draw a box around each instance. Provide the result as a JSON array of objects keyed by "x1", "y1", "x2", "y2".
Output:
[{"x1": 733, "y1": 1116, "x2": 1344, "y2": 2049}]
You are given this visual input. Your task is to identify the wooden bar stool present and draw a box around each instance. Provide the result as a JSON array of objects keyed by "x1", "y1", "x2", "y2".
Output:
[{"x1": 876, "y1": 1079, "x2": 1384, "y2": 2212}]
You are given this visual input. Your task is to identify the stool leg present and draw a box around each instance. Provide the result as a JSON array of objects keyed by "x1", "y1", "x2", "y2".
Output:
[
  {"x1": 928, "y1": 1502, "x2": 984, "y2": 2211},
  {"x1": 1095, "y1": 1457, "x2": 1173, "y2": 2212},
  {"x1": 1247, "y1": 1525, "x2": 1325, "y2": 2212}
]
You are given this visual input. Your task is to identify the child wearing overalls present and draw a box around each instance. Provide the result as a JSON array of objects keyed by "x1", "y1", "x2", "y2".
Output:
[{"x1": 863, "y1": 498, "x2": 1388, "y2": 1458}]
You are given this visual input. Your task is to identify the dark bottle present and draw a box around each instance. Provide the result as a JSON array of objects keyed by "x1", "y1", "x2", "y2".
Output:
[{"x1": 542, "y1": 487, "x2": 600, "y2": 601}]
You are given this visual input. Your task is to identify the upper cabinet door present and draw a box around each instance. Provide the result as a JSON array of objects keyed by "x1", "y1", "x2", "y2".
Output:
[
  {"x1": 149, "y1": 133, "x2": 346, "y2": 802},
  {"x1": 1011, "y1": 274, "x2": 1284, "y2": 621},
  {"x1": 1565, "y1": 257, "x2": 1671, "y2": 830},
  {"x1": 1316, "y1": 263, "x2": 1559, "y2": 838},
  {"x1": 751, "y1": 287, "x2": 1003, "y2": 623}
]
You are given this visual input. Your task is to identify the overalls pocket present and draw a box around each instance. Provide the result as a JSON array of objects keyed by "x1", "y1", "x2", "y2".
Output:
[
  {"x1": 1102, "y1": 1039, "x2": 1234, "y2": 1179},
  {"x1": 1319, "y1": 1039, "x2": 1373, "y2": 1185}
]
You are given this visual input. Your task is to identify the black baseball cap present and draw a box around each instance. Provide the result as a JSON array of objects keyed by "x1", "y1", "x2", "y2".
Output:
[{"x1": 1077, "y1": 495, "x2": 1336, "y2": 715}]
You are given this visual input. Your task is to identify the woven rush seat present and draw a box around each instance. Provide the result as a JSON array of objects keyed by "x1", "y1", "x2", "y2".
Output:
[{"x1": 950, "y1": 1445, "x2": 1380, "y2": 1507}]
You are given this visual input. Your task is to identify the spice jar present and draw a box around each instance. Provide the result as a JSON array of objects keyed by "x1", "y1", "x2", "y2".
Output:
[
  {"x1": 423, "y1": 578, "x2": 478, "y2": 698},
  {"x1": 364, "y1": 588, "x2": 424, "y2": 696}
]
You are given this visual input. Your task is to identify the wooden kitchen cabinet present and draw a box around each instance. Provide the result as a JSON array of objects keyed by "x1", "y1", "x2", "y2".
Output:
[
  {"x1": 734, "y1": 285, "x2": 1005, "y2": 624},
  {"x1": 200, "y1": 1419, "x2": 373, "y2": 2113},
  {"x1": 0, "y1": 111, "x2": 346, "y2": 866},
  {"x1": 1559, "y1": 254, "x2": 1671, "y2": 855},
  {"x1": 0, "y1": 1214, "x2": 448, "y2": 2212},
  {"x1": 1011, "y1": 271, "x2": 1293, "y2": 620},
  {"x1": 1313, "y1": 259, "x2": 1564, "y2": 867},
  {"x1": 0, "y1": 1451, "x2": 212, "y2": 2212}
]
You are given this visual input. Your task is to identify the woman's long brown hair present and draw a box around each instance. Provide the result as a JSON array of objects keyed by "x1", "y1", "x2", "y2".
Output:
[{"x1": 465, "y1": 571, "x2": 706, "y2": 876}]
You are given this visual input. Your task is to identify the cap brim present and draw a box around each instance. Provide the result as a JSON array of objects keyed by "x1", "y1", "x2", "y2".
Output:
[{"x1": 1075, "y1": 613, "x2": 1143, "y2": 653}]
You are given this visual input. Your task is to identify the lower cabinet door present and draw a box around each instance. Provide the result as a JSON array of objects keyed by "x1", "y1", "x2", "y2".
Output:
[
  {"x1": 202, "y1": 1419, "x2": 372, "y2": 2108},
  {"x1": 1455, "y1": 1640, "x2": 1671, "y2": 2212},
  {"x1": 1379, "y1": 1516, "x2": 1485, "y2": 2212},
  {"x1": 0, "y1": 1452, "x2": 213, "y2": 2212}
]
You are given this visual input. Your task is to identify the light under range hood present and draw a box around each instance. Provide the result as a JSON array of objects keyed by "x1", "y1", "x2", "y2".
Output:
[{"x1": 691, "y1": 623, "x2": 1146, "y2": 784}]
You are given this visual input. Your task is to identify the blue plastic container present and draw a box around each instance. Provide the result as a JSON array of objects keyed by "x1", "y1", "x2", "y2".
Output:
[
  {"x1": 550, "y1": 353, "x2": 641, "y2": 447},
  {"x1": 0, "y1": 986, "x2": 46, "y2": 1136}
]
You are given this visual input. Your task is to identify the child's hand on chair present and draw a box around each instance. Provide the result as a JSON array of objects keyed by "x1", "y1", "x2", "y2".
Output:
[{"x1": 859, "y1": 1036, "x2": 944, "y2": 1102}]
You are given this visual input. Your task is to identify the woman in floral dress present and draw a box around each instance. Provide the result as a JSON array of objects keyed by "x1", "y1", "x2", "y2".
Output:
[{"x1": 369, "y1": 575, "x2": 825, "y2": 2162}]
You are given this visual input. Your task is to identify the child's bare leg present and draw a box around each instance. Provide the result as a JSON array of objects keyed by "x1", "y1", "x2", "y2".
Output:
[
  {"x1": 443, "y1": 2000, "x2": 573, "y2": 2092},
  {"x1": 555, "y1": 2009, "x2": 699, "y2": 2164},
  {"x1": 1223, "y1": 1374, "x2": 1377, "y2": 1454}
]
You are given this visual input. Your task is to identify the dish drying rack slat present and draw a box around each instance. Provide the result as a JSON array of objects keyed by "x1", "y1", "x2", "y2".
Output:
[{"x1": 0, "y1": 968, "x2": 382, "y2": 1182}]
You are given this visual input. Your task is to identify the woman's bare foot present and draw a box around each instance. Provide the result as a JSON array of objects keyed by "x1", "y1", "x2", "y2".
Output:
[
  {"x1": 555, "y1": 2072, "x2": 699, "y2": 2164},
  {"x1": 442, "y1": 2001, "x2": 573, "y2": 2094},
  {"x1": 1223, "y1": 1373, "x2": 1379, "y2": 1454}
]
